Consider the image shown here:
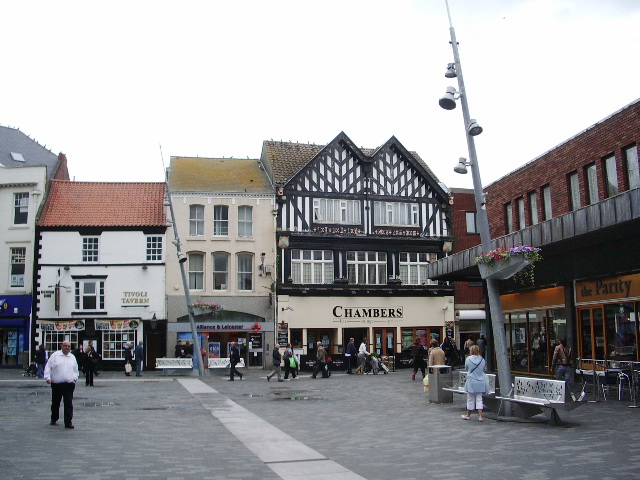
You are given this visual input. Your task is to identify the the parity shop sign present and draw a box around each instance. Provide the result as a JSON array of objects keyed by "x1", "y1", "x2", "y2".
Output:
[
  {"x1": 95, "y1": 319, "x2": 140, "y2": 330},
  {"x1": 121, "y1": 291, "x2": 149, "y2": 306},
  {"x1": 332, "y1": 305, "x2": 403, "y2": 324},
  {"x1": 576, "y1": 273, "x2": 640, "y2": 303},
  {"x1": 41, "y1": 320, "x2": 86, "y2": 331}
]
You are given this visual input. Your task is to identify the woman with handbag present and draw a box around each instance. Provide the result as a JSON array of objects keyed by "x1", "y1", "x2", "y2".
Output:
[
  {"x1": 462, "y1": 344, "x2": 486, "y2": 422},
  {"x1": 124, "y1": 343, "x2": 133, "y2": 376},
  {"x1": 283, "y1": 344, "x2": 297, "y2": 380}
]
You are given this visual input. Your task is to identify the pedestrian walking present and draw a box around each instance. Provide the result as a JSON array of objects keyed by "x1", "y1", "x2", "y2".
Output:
[
  {"x1": 409, "y1": 337, "x2": 427, "y2": 381},
  {"x1": 551, "y1": 339, "x2": 573, "y2": 395},
  {"x1": 442, "y1": 336, "x2": 457, "y2": 369},
  {"x1": 44, "y1": 341, "x2": 78, "y2": 429},
  {"x1": 462, "y1": 344, "x2": 486, "y2": 422},
  {"x1": 83, "y1": 345, "x2": 98, "y2": 386},
  {"x1": 428, "y1": 339, "x2": 446, "y2": 366},
  {"x1": 124, "y1": 343, "x2": 133, "y2": 376},
  {"x1": 267, "y1": 344, "x2": 283, "y2": 382},
  {"x1": 463, "y1": 336, "x2": 475, "y2": 360},
  {"x1": 134, "y1": 340, "x2": 144, "y2": 376},
  {"x1": 228, "y1": 341, "x2": 243, "y2": 381},
  {"x1": 355, "y1": 338, "x2": 369, "y2": 375},
  {"x1": 283, "y1": 344, "x2": 297, "y2": 380},
  {"x1": 35, "y1": 344, "x2": 47, "y2": 378},
  {"x1": 476, "y1": 335, "x2": 487, "y2": 358},
  {"x1": 311, "y1": 341, "x2": 329, "y2": 378},
  {"x1": 345, "y1": 337, "x2": 357, "y2": 374}
]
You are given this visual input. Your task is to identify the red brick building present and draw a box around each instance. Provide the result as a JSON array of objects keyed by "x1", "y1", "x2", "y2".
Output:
[{"x1": 433, "y1": 98, "x2": 640, "y2": 377}]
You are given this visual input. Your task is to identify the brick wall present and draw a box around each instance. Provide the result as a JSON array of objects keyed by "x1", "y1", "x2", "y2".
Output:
[{"x1": 484, "y1": 100, "x2": 640, "y2": 237}]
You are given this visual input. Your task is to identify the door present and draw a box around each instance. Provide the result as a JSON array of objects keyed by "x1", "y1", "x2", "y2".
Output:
[
  {"x1": 579, "y1": 307, "x2": 605, "y2": 360},
  {"x1": 373, "y1": 328, "x2": 395, "y2": 356}
]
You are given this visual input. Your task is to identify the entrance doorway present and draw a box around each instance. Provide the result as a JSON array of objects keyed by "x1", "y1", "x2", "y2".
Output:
[
  {"x1": 578, "y1": 307, "x2": 604, "y2": 359},
  {"x1": 373, "y1": 328, "x2": 395, "y2": 356},
  {"x1": 343, "y1": 328, "x2": 368, "y2": 351}
]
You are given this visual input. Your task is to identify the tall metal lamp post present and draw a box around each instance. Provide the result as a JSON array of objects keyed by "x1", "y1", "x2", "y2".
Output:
[
  {"x1": 439, "y1": 0, "x2": 512, "y2": 399},
  {"x1": 164, "y1": 171, "x2": 205, "y2": 377}
]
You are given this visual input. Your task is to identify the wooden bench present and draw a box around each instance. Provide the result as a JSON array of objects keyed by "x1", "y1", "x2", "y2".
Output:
[
  {"x1": 495, "y1": 376, "x2": 584, "y2": 425},
  {"x1": 155, "y1": 357, "x2": 247, "y2": 375}
]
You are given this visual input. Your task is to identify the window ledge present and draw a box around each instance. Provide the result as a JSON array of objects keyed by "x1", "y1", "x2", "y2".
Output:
[
  {"x1": 186, "y1": 236, "x2": 207, "y2": 241},
  {"x1": 72, "y1": 311, "x2": 108, "y2": 316}
]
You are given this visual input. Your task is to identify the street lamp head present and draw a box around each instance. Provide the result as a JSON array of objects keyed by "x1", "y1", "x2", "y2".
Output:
[
  {"x1": 178, "y1": 253, "x2": 187, "y2": 264},
  {"x1": 454, "y1": 158, "x2": 469, "y2": 174},
  {"x1": 467, "y1": 119, "x2": 483, "y2": 136},
  {"x1": 438, "y1": 86, "x2": 458, "y2": 110},
  {"x1": 444, "y1": 63, "x2": 457, "y2": 78}
]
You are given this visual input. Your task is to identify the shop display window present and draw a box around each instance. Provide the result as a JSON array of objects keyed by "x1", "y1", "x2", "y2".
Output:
[
  {"x1": 101, "y1": 330, "x2": 136, "y2": 360},
  {"x1": 45, "y1": 332, "x2": 78, "y2": 353}
]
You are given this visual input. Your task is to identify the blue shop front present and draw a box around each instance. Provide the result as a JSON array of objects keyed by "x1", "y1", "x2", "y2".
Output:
[{"x1": 0, "y1": 295, "x2": 31, "y2": 368}]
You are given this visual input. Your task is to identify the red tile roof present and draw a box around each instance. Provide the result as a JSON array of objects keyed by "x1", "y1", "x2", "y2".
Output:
[{"x1": 39, "y1": 180, "x2": 166, "y2": 227}]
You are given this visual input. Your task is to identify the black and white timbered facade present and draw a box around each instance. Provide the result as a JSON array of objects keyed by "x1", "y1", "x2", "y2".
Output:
[{"x1": 261, "y1": 132, "x2": 455, "y2": 369}]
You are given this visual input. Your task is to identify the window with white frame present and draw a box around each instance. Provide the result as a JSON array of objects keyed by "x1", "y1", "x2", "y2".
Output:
[
  {"x1": 528, "y1": 191, "x2": 539, "y2": 225},
  {"x1": 347, "y1": 251, "x2": 387, "y2": 285},
  {"x1": 74, "y1": 279, "x2": 105, "y2": 311},
  {"x1": 568, "y1": 171, "x2": 581, "y2": 211},
  {"x1": 465, "y1": 212, "x2": 478, "y2": 234},
  {"x1": 585, "y1": 163, "x2": 599, "y2": 205},
  {"x1": 13, "y1": 192, "x2": 29, "y2": 225},
  {"x1": 541, "y1": 185, "x2": 552, "y2": 220},
  {"x1": 291, "y1": 250, "x2": 334, "y2": 284},
  {"x1": 213, "y1": 252, "x2": 229, "y2": 290},
  {"x1": 313, "y1": 198, "x2": 361, "y2": 224},
  {"x1": 44, "y1": 331, "x2": 78, "y2": 353},
  {"x1": 82, "y1": 237, "x2": 99, "y2": 263},
  {"x1": 213, "y1": 205, "x2": 229, "y2": 236},
  {"x1": 373, "y1": 201, "x2": 419, "y2": 226},
  {"x1": 399, "y1": 252, "x2": 436, "y2": 285},
  {"x1": 237, "y1": 253, "x2": 253, "y2": 291},
  {"x1": 102, "y1": 330, "x2": 136, "y2": 360},
  {"x1": 189, "y1": 205, "x2": 205, "y2": 236},
  {"x1": 146, "y1": 236, "x2": 163, "y2": 261},
  {"x1": 238, "y1": 205, "x2": 253, "y2": 237},
  {"x1": 188, "y1": 253, "x2": 204, "y2": 290},
  {"x1": 10, "y1": 247, "x2": 26, "y2": 287},
  {"x1": 625, "y1": 144, "x2": 639, "y2": 189},
  {"x1": 603, "y1": 155, "x2": 618, "y2": 198}
]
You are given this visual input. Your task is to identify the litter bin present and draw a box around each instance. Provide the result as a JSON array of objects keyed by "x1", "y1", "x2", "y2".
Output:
[{"x1": 429, "y1": 365, "x2": 453, "y2": 403}]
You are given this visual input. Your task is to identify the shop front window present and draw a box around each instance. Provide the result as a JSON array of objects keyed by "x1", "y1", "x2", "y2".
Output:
[
  {"x1": 510, "y1": 313, "x2": 528, "y2": 370},
  {"x1": 45, "y1": 331, "x2": 78, "y2": 353},
  {"x1": 528, "y1": 311, "x2": 548, "y2": 374},
  {"x1": 605, "y1": 303, "x2": 637, "y2": 361},
  {"x1": 102, "y1": 330, "x2": 136, "y2": 360}
]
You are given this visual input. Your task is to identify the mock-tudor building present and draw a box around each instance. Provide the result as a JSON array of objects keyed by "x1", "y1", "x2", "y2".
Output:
[
  {"x1": 0, "y1": 126, "x2": 69, "y2": 368},
  {"x1": 262, "y1": 132, "x2": 454, "y2": 368},
  {"x1": 429, "y1": 98, "x2": 640, "y2": 377},
  {"x1": 35, "y1": 181, "x2": 166, "y2": 370}
]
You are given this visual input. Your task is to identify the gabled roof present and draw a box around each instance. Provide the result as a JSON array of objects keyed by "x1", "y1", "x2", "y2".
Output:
[
  {"x1": 38, "y1": 180, "x2": 166, "y2": 227},
  {"x1": 0, "y1": 126, "x2": 63, "y2": 179},
  {"x1": 262, "y1": 132, "x2": 443, "y2": 190},
  {"x1": 169, "y1": 157, "x2": 273, "y2": 194}
]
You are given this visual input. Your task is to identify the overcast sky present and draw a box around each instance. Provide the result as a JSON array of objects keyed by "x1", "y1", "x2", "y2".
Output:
[{"x1": 3, "y1": 0, "x2": 640, "y2": 190}]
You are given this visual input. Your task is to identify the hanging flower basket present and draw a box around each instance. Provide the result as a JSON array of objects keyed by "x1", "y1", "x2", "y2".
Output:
[
  {"x1": 190, "y1": 300, "x2": 223, "y2": 315},
  {"x1": 474, "y1": 246, "x2": 542, "y2": 284}
]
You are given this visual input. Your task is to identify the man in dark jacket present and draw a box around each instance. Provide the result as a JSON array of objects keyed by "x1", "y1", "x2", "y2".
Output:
[
  {"x1": 134, "y1": 341, "x2": 144, "y2": 377},
  {"x1": 229, "y1": 342, "x2": 243, "y2": 381},
  {"x1": 345, "y1": 338, "x2": 357, "y2": 374},
  {"x1": 410, "y1": 337, "x2": 427, "y2": 381},
  {"x1": 267, "y1": 344, "x2": 283, "y2": 382}
]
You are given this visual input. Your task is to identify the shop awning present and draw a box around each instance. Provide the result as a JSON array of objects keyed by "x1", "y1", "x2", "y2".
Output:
[{"x1": 457, "y1": 309, "x2": 486, "y2": 320}]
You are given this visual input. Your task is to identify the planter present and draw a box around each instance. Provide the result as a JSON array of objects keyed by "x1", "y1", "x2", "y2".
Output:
[{"x1": 478, "y1": 256, "x2": 530, "y2": 280}]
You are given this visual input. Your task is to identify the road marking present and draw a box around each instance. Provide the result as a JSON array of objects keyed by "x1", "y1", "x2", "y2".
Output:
[{"x1": 178, "y1": 378, "x2": 366, "y2": 480}]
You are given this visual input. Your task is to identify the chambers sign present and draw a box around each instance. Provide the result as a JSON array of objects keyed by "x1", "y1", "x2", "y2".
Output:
[{"x1": 332, "y1": 306, "x2": 403, "y2": 319}]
